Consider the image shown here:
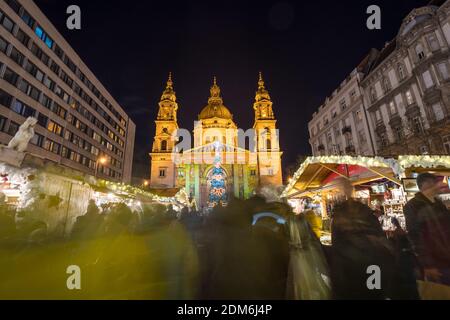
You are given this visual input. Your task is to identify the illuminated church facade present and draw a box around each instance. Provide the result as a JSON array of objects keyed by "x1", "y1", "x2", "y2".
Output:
[{"x1": 149, "y1": 74, "x2": 283, "y2": 209}]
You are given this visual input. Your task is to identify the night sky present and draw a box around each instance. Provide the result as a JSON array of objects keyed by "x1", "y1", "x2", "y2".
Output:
[{"x1": 33, "y1": 0, "x2": 428, "y2": 180}]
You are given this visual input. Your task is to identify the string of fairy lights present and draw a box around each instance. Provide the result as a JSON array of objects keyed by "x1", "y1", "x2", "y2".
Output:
[{"x1": 282, "y1": 155, "x2": 450, "y2": 198}]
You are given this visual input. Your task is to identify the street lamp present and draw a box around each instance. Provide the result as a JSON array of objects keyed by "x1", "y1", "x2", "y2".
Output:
[{"x1": 95, "y1": 156, "x2": 108, "y2": 179}]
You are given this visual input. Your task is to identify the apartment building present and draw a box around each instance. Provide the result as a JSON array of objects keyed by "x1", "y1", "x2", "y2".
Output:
[
  {"x1": 361, "y1": 2, "x2": 450, "y2": 156},
  {"x1": 0, "y1": 0, "x2": 135, "y2": 182},
  {"x1": 309, "y1": 1, "x2": 450, "y2": 157},
  {"x1": 308, "y1": 51, "x2": 377, "y2": 157}
]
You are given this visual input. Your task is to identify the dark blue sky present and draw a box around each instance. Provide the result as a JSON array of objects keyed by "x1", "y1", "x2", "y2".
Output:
[{"x1": 34, "y1": 0, "x2": 429, "y2": 179}]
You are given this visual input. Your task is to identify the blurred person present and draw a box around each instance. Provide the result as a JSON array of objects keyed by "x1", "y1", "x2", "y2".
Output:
[
  {"x1": 404, "y1": 173, "x2": 450, "y2": 286},
  {"x1": 286, "y1": 213, "x2": 331, "y2": 299},
  {"x1": 70, "y1": 199, "x2": 104, "y2": 240},
  {"x1": 330, "y1": 178, "x2": 397, "y2": 300},
  {"x1": 202, "y1": 196, "x2": 291, "y2": 299},
  {"x1": 388, "y1": 217, "x2": 420, "y2": 300},
  {"x1": 0, "y1": 193, "x2": 16, "y2": 241},
  {"x1": 300, "y1": 198, "x2": 322, "y2": 239},
  {"x1": 102, "y1": 203, "x2": 134, "y2": 236}
]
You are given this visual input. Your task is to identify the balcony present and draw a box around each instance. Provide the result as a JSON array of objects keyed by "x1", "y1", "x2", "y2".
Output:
[
  {"x1": 341, "y1": 126, "x2": 352, "y2": 135},
  {"x1": 345, "y1": 145, "x2": 356, "y2": 154},
  {"x1": 388, "y1": 113, "x2": 402, "y2": 128},
  {"x1": 375, "y1": 121, "x2": 387, "y2": 135}
]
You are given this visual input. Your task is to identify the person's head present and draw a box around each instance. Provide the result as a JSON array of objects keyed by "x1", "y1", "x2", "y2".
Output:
[
  {"x1": 417, "y1": 172, "x2": 442, "y2": 196},
  {"x1": 86, "y1": 199, "x2": 99, "y2": 215}
]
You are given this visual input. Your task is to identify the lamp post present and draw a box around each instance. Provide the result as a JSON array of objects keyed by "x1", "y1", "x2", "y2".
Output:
[{"x1": 95, "y1": 156, "x2": 107, "y2": 179}]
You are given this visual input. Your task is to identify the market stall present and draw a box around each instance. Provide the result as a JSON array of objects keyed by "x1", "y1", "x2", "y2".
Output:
[
  {"x1": 1, "y1": 153, "x2": 196, "y2": 235},
  {"x1": 397, "y1": 155, "x2": 450, "y2": 208},
  {"x1": 282, "y1": 156, "x2": 406, "y2": 239}
]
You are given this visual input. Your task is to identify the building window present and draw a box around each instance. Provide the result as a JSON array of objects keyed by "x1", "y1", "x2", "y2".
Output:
[
  {"x1": 7, "y1": 121, "x2": 19, "y2": 136},
  {"x1": 422, "y1": 70, "x2": 434, "y2": 89},
  {"x1": 383, "y1": 77, "x2": 391, "y2": 92},
  {"x1": 0, "y1": 116, "x2": 6, "y2": 132},
  {"x1": 3, "y1": 67, "x2": 19, "y2": 86},
  {"x1": 437, "y1": 62, "x2": 449, "y2": 80},
  {"x1": 358, "y1": 130, "x2": 367, "y2": 144},
  {"x1": 30, "y1": 133, "x2": 44, "y2": 147},
  {"x1": 356, "y1": 110, "x2": 363, "y2": 121},
  {"x1": 161, "y1": 140, "x2": 168, "y2": 151},
  {"x1": 379, "y1": 132, "x2": 388, "y2": 147},
  {"x1": 340, "y1": 99, "x2": 347, "y2": 110},
  {"x1": 443, "y1": 136, "x2": 450, "y2": 154},
  {"x1": 0, "y1": 13, "x2": 14, "y2": 33},
  {"x1": 34, "y1": 26, "x2": 53, "y2": 49},
  {"x1": 47, "y1": 120, "x2": 63, "y2": 136},
  {"x1": 159, "y1": 169, "x2": 166, "y2": 178},
  {"x1": 389, "y1": 101, "x2": 397, "y2": 115},
  {"x1": 44, "y1": 139, "x2": 61, "y2": 154},
  {"x1": 327, "y1": 131, "x2": 332, "y2": 142},
  {"x1": 350, "y1": 89, "x2": 357, "y2": 100},
  {"x1": 375, "y1": 110, "x2": 382, "y2": 122},
  {"x1": 370, "y1": 87, "x2": 377, "y2": 102},
  {"x1": 37, "y1": 114, "x2": 48, "y2": 127},
  {"x1": 419, "y1": 145, "x2": 429, "y2": 155},
  {"x1": 20, "y1": 10, "x2": 35, "y2": 28},
  {"x1": 10, "y1": 47, "x2": 25, "y2": 66},
  {"x1": 0, "y1": 35, "x2": 8, "y2": 53},
  {"x1": 394, "y1": 126, "x2": 404, "y2": 142},
  {"x1": 405, "y1": 90, "x2": 414, "y2": 105},
  {"x1": 416, "y1": 43, "x2": 425, "y2": 60},
  {"x1": 266, "y1": 139, "x2": 272, "y2": 150},
  {"x1": 250, "y1": 169, "x2": 256, "y2": 176},
  {"x1": 12, "y1": 100, "x2": 36, "y2": 118},
  {"x1": 0, "y1": 89, "x2": 12, "y2": 108},
  {"x1": 398, "y1": 64, "x2": 406, "y2": 80},
  {"x1": 332, "y1": 110, "x2": 337, "y2": 119},
  {"x1": 16, "y1": 28, "x2": 30, "y2": 47},
  {"x1": 432, "y1": 103, "x2": 445, "y2": 121},
  {"x1": 411, "y1": 117, "x2": 424, "y2": 134},
  {"x1": 427, "y1": 33, "x2": 440, "y2": 51}
]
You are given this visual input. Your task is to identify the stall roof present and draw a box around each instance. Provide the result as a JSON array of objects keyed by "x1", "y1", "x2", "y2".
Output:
[
  {"x1": 282, "y1": 156, "x2": 399, "y2": 199},
  {"x1": 398, "y1": 155, "x2": 450, "y2": 175}
]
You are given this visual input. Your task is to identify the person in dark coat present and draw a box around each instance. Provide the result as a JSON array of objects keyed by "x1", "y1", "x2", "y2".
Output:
[
  {"x1": 404, "y1": 173, "x2": 450, "y2": 286},
  {"x1": 388, "y1": 217, "x2": 420, "y2": 300},
  {"x1": 330, "y1": 178, "x2": 396, "y2": 300},
  {"x1": 70, "y1": 199, "x2": 104, "y2": 240},
  {"x1": 202, "y1": 196, "x2": 290, "y2": 299}
]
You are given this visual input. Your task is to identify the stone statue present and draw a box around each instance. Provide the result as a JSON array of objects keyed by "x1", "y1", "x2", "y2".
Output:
[{"x1": 6, "y1": 117, "x2": 38, "y2": 152}]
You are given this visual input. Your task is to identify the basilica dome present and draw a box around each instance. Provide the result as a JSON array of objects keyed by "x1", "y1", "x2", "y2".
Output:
[{"x1": 199, "y1": 77, "x2": 233, "y2": 120}]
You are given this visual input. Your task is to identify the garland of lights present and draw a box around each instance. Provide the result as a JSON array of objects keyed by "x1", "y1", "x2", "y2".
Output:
[
  {"x1": 398, "y1": 155, "x2": 450, "y2": 171},
  {"x1": 282, "y1": 155, "x2": 450, "y2": 198},
  {"x1": 281, "y1": 155, "x2": 394, "y2": 197}
]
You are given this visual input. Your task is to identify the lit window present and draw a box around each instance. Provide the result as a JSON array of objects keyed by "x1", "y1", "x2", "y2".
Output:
[
  {"x1": 405, "y1": 90, "x2": 414, "y2": 105},
  {"x1": 389, "y1": 101, "x2": 397, "y2": 115}
]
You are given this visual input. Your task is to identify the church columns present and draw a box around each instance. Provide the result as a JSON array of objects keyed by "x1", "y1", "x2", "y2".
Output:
[
  {"x1": 233, "y1": 165, "x2": 239, "y2": 198},
  {"x1": 185, "y1": 164, "x2": 191, "y2": 197},
  {"x1": 194, "y1": 164, "x2": 200, "y2": 206},
  {"x1": 243, "y1": 167, "x2": 250, "y2": 198}
]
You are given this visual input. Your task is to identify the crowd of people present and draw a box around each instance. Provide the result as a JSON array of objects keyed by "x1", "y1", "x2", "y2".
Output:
[{"x1": 0, "y1": 172, "x2": 449, "y2": 299}]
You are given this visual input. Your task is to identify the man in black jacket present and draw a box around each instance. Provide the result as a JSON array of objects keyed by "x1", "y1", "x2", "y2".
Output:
[{"x1": 404, "y1": 173, "x2": 450, "y2": 286}]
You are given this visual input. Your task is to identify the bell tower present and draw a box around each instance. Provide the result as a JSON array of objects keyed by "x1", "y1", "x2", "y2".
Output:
[
  {"x1": 149, "y1": 73, "x2": 179, "y2": 187},
  {"x1": 253, "y1": 72, "x2": 283, "y2": 186}
]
